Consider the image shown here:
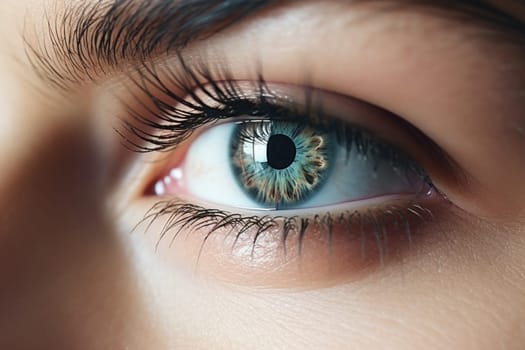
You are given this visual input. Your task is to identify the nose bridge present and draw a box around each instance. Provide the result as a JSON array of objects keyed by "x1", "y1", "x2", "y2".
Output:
[
  {"x1": 0, "y1": 0, "x2": 111, "y2": 271},
  {"x1": 0, "y1": 33, "x2": 161, "y2": 347},
  {"x1": 0, "y1": 55, "x2": 37, "y2": 193},
  {"x1": 0, "y1": 0, "x2": 48, "y2": 190}
]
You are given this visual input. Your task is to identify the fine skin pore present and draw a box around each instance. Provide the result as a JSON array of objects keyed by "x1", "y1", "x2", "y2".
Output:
[{"x1": 1, "y1": 0, "x2": 525, "y2": 349}]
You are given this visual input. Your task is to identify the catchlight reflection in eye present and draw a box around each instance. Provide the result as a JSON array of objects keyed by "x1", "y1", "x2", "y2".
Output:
[
  {"x1": 232, "y1": 120, "x2": 334, "y2": 208},
  {"x1": 153, "y1": 117, "x2": 432, "y2": 211}
]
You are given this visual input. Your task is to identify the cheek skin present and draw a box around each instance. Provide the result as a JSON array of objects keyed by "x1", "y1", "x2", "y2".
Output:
[{"x1": 121, "y1": 201, "x2": 525, "y2": 349}]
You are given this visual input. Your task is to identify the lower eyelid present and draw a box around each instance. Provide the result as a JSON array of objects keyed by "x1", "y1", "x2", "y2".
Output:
[{"x1": 127, "y1": 191, "x2": 444, "y2": 288}]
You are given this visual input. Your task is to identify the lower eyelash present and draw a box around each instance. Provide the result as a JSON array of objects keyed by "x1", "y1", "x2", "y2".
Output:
[{"x1": 136, "y1": 199, "x2": 435, "y2": 263}]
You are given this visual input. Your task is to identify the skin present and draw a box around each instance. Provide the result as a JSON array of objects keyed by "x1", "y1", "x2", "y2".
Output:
[{"x1": 1, "y1": 0, "x2": 525, "y2": 349}]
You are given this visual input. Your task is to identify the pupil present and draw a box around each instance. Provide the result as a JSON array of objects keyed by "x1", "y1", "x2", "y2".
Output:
[{"x1": 266, "y1": 134, "x2": 296, "y2": 170}]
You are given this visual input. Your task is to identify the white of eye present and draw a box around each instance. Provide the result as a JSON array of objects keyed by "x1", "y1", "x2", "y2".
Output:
[{"x1": 159, "y1": 121, "x2": 429, "y2": 211}]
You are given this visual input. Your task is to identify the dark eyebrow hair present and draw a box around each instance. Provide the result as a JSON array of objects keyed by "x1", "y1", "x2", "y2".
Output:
[
  {"x1": 26, "y1": 0, "x2": 279, "y2": 89},
  {"x1": 25, "y1": 0, "x2": 525, "y2": 90}
]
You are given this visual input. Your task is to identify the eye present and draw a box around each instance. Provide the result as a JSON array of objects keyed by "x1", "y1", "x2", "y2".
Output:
[
  {"x1": 122, "y1": 59, "x2": 451, "y2": 287},
  {"x1": 153, "y1": 92, "x2": 432, "y2": 212}
]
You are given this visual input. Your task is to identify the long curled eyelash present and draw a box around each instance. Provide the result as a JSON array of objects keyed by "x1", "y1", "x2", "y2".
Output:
[
  {"x1": 136, "y1": 200, "x2": 435, "y2": 263},
  {"x1": 119, "y1": 54, "x2": 278, "y2": 152},
  {"x1": 121, "y1": 54, "x2": 433, "y2": 195},
  {"x1": 118, "y1": 54, "x2": 368, "y2": 152},
  {"x1": 121, "y1": 55, "x2": 426, "y2": 175}
]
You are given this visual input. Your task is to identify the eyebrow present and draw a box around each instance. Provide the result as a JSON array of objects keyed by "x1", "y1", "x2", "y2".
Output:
[
  {"x1": 26, "y1": 0, "x2": 279, "y2": 89},
  {"x1": 26, "y1": 0, "x2": 525, "y2": 90}
]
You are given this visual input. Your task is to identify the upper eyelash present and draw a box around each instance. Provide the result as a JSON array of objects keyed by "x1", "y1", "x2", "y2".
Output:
[
  {"x1": 119, "y1": 54, "x2": 432, "y2": 189},
  {"x1": 120, "y1": 55, "x2": 281, "y2": 153},
  {"x1": 122, "y1": 52, "x2": 379, "y2": 154}
]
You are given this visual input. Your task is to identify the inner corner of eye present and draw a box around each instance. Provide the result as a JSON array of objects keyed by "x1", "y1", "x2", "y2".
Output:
[{"x1": 147, "y1": 109, "x2": 433, "y2": 214}]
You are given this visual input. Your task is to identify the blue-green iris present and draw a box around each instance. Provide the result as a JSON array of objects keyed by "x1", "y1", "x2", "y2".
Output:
[{"x1": 230, "y1": 120, "x2": 335, "y2": 208}]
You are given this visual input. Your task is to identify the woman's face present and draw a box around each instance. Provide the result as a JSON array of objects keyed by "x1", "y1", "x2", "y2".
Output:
[{"x1": 1, "y1": 0, "x2": 525, "y2": 349}]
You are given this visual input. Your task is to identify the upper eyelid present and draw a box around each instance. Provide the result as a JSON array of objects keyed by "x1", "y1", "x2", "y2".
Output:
[
  {"x1": 121, "y1": 63, "x2": 462, "y2": 193},
  {"x1": 24, "y1": 0, "x2": 525, "y2": 91}
]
